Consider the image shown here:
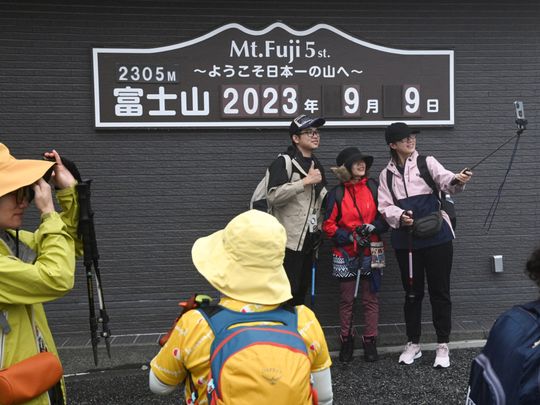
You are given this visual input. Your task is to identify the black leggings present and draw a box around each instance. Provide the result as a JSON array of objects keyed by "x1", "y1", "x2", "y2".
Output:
[{"x1": 395, "y1": 241, "x2": 453, "y2": 344}]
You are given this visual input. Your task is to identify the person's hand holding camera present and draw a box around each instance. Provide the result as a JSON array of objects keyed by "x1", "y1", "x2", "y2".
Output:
[
  {"x1": 33, "y1": 179, "x2": 55, "y2": 216},
  {"x1": 352, "y1": 226, "x2": 371, "y2": 248},
  {"x1": 358, "y1": 223, "x2": 376, "y2": 236},
  {"x1": 43, "y1": 149, "x2": 77, "y2": 189}
]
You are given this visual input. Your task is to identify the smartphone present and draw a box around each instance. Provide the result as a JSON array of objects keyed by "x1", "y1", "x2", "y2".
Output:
[{"x1": 514, "y1": 101, "x2": 525, "y2": 120}]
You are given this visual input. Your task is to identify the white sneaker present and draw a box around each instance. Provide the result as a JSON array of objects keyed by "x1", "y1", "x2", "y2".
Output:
[
  {"x1": 398, "y1": 342, "x2": 422, "y2": 365},
  {"x1": 433, "y1": 343, "x2": 450, "y2": 368}
]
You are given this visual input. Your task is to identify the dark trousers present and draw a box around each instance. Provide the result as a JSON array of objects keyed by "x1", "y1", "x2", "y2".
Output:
[
  {"x1": 395, "y1": 241, "x2": 453, "y2": 344},
  {"x1": 284, "y1": 247, "x2": 314, "y2": 306}
]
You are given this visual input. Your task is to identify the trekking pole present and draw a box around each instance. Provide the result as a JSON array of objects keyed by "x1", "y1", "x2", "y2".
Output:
[
  {"x1": 347, "y1": 258, "x2": 363, "y2": 339},
  {"x1": 44, "y1": 156, "x2": 112, "y2": 365},
  {"x1": 310, "y1": 249, "x2": 318, "y2": 309},
  {"x1": 77, "y1": 180, "x2": 112, "y2": 365},
  {"x1": 407, "y1": 226, "x2": 416, "y2": 301}
]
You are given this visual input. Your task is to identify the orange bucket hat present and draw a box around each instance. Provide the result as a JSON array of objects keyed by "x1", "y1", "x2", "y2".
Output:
[{"x1": 0, "y1": 143, "x2": 54, "y2": 197}]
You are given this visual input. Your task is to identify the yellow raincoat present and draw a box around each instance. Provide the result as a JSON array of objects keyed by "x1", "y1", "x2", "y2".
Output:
[{"x1": 0, "y1": 186, "x2": 80, "y2": 405}]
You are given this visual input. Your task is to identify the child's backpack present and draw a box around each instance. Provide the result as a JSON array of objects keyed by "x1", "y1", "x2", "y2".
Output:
[
  {"x1": 250, "y1": 154, "x2": 292, "y2": 213},
  {"x1": 466, "y1": 300, "x2": 540, "y2": 405},
  {"x1": 198, "y1": 305, "x2": 316, "y2": 405}
]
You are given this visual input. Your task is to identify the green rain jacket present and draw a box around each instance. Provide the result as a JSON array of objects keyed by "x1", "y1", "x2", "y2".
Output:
[{"x1": 0, "y1": 185, "x2": 81, "y2": 405}]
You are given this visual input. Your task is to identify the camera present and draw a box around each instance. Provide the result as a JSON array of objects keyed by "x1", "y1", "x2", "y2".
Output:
[
  {"x1": 514, "y1": 101, "x2": 525, "y2": 120},
  {"x1": 514, "y1": 100, "x2": 527, "y2": 131},
  {"x1": 354, "y1": 225, "x2": 371, "y2": 248},
  {"x1": 355, "y1": 225, "x2": 371, "y2": 237}
]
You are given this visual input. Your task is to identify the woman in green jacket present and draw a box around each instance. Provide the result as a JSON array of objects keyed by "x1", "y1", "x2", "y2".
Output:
[{"x1": 0, "y1": 143, "x2": 79, "y2": 405}]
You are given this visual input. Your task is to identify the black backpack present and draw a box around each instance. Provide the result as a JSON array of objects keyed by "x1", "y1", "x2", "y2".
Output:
[
  {"x1": 386, "y1": 155, "x2": 457, "y2": 229},
  {"x1": 466, "y1": 300, "x2": 540, "y2": 404}
]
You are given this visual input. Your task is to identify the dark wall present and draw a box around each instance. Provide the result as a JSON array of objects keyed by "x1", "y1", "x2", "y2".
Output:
[{"x1": 1, "y1": 0, "x2": 539, "y2": 339}]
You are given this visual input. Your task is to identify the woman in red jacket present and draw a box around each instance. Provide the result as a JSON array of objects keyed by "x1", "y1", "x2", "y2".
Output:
[{"x1": 323, "y1": 147, "x2": 387, "y2": 363}]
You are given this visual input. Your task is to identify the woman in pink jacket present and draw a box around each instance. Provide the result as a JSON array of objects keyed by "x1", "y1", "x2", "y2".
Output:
[{"x1": 378, "y1": 123, "x2": 472, "y2": 369}]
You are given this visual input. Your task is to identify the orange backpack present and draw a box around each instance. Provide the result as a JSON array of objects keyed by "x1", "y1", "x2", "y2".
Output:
[{"x1": 197, "y1": 305, "x2": 317, "y2": 405}]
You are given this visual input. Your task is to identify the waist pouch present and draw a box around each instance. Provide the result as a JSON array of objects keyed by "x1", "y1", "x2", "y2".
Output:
[
  {"x1": 412, "y1": 211, "x2": 443, "y2": 239},
  {"x1": 0, "y1": 352, "x2": 63, "y2": 405}
]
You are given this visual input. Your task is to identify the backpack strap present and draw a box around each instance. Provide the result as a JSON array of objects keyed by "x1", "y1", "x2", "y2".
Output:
[
  {"x1": 417, "y1": 155, "x2": 436, "y2": 191},
  {"x1": 386, "y1": 169, "x2": 400, "y2": 207},
  {"x1": 333, "y1": 184, "x2": 345, "y2": 223},
  {"x1": 281, "y1": 153, "x2": 293, "y2": 182},
  {"x1": 366, "y1": 178, "x2": 378, "y2": 203},
  {"x1": 417, "y1": 155, "x2": 445, "y2": 204}
]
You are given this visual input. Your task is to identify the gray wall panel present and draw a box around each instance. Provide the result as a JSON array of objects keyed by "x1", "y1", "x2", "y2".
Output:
[{"x1": 0, "y1": 0, "x2": 538, "y2": 339}]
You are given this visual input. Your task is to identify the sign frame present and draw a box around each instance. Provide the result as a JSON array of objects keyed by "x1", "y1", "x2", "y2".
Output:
[{"x1": 93, "y1": 22, "x2": 454, "y2": 129}]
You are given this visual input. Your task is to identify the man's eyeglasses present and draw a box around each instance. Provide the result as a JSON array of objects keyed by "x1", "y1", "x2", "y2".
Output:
[
  {"x1": 299, "y1": 129, "x2": 320, "y2": 138},
  {"x1": 13, "y1": 186, "x2": 34, "y2": 204},
  {"x1": 398, "y1": 134, "x2": 417, "y2": 143}
]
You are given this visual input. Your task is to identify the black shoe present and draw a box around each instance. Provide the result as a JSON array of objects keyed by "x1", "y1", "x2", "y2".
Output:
[
  {"x1": 339, "y1": 335, "x2": 354, "y2": 362},
  {"x1": 363, "y1": 336, "x2": 379, "y2": 362}
]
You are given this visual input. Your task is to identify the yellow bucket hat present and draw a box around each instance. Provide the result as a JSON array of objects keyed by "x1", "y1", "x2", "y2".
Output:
[
  {"x1": 192, "y1": 210, "x2": 292, "y2": 305},
  {"x1": 0, "y1": 143, "x2": 55, "y2": 197}
]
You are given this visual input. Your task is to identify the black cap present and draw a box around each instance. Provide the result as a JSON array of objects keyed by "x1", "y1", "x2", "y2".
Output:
[
  {"x1": 289, "y1": 114, "x2": 326, "y2": 136},
  {"x1": 336, "y1": 147, "x2": 374, "y2": 171},
  {"x1": 385, "y1": 122, "x2": 420, "y2": 144}
]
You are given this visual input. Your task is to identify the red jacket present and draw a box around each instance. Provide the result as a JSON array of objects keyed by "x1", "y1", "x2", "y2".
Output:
[{"x1": 323, "y1": 178, "x2": 383, "y2": 258}]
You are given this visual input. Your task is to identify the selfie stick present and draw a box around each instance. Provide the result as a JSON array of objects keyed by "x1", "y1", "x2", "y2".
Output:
[
  {"x1": 450, "y1": 101, "x2": 527, "y2": 186},
  {"x1": 482, "y1": 104, "x2": 527, "y2": 230}
]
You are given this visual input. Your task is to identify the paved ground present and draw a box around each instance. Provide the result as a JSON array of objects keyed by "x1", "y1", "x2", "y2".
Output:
[{"x1": 61, "y1": 342, "x2": 482, "y2": 404}]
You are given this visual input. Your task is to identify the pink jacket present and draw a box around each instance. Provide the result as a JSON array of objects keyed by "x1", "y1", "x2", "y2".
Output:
[{"x1": 378, "y1": 151, "x2": 465, "y2": 249}]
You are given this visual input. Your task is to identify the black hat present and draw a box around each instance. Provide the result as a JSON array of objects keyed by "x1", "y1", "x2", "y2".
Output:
[
  {"x1": 336, "y1": 147, "x2": 374, "y2": 172},
  {"x1": 289, "y1": 114, "x2": 326, "y2": 137},
  {"x1": 385, "y1": 122, "x2": 420, "y2": 144}
]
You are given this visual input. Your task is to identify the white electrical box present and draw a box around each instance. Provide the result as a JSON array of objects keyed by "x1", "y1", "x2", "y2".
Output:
[{"x1": 492, "y1": 255, "x2": 504, "y2": 273}]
